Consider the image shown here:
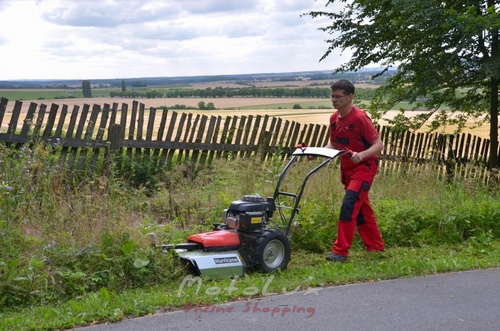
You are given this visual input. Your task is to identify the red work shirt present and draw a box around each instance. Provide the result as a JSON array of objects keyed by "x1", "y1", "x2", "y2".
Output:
[{"x1": 329, "y1": 105, "x2": 380, "y2": 170}]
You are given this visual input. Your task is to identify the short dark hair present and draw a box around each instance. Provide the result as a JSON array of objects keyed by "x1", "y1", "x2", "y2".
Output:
[{"x1": 331, "y1": 79, "x2": 355, "y2": 95}]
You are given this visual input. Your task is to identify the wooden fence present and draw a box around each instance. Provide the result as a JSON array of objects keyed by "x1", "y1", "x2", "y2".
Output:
[{"x1": 0, "y1": 97, "x2": 497, "y2": 182}]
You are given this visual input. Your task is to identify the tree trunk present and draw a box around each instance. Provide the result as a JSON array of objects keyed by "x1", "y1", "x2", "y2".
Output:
[
  {"x1": 489, "y1": 78, "x2": 499, "y2": 169},
  {"x1": 489, "y1": 4, "x2": 499, "y2": 169}
]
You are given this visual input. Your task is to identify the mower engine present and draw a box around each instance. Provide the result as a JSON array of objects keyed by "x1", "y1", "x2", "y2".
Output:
[{"x1": 221, "y1": 194, "x2": 276, "y2": 232}]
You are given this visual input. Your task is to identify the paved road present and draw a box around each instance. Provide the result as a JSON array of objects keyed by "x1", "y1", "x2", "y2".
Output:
[{"x1": 76, "y1": 268, "x2": 500, "y2": 331}]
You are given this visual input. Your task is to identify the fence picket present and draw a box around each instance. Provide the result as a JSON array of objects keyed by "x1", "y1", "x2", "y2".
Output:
[
  {"x1": 59, "y1": 105, "x2": 79, "y2": 166},
  {"x1": 163, "y1": 111, "x2": 178, "y2": 169},
  {"x1": 128, "y1": 101, "x2": 138, "y2": 140},
  {"x1": 77, "y1": 104, "x2": 100, "y2": 169},
  {"x1": 303, "y1": 125, "x2": 314, "y2": 148},
  {"x1": 74, "y1": 104, "x2": 90, "y2": 139},
  {"x1": 153, "y1": 107, "x2": 168, "y2": 164},
  {"x1": 43, "y1": 103, "x2": 59, "y2": 138},
  {"x1": 88, "y1": 103, "x2": 111, "y2": 167},
  {"x1": 20, "y1": 102, "x2": 38, "y2": 135},
  {"x1": 7, "y1": 100, "x2": 22, "y2": 135},
  {"x1": 414, "y1": 132, "x2": 424, "y2": 163},
  {"x1": 200, "y1": 115, "x2": 217, "y2": 165},
  {"x1": 0, "y1": 97, "x2": 7, "y2": 127},
  {"x1": 54, "y1": 104, "x2": 68, "y2": 138},
  {"x1": 109, "y1": 103, "x2": 119, "y2": 131},
  {"x1": 137, "y1": 102, "x2": 145, "y2": 141},
  {"x1": 245, "y1": 115, "x2": 261, "y2": 157},
  {"x1": 119, "y1": 103, "x2": 128, "y2": 138},
  {"x1": 190, "y1": 114, "x2": 207, "y2": 164},
  {"x1": 241, "y1": 115, "x2": 254, "y2": 157},
  {"x1": 222, "y1": 115, "x2": 238, "y2": 159},
  {"x1": 178, "y1": 112, "x2": 193, "y2": 164},
  {"x1": 287, "y1": 121, "x2": 301, "y2": 156},
  {"x1": 207, "y1": 115, "x2": 223, "y2": 163},
  {"x1": 310, "y1": 124, "x2": 323, "y2": 147},
  {"x1": 234, "y1": 115, "x2": 247, "y2": 157},
  {"x1": 33, "y1": 103, "x2": 47, "y2": 136},
  {"x1": 277, "y1": 119, "x2": 290, "y2": 149}
]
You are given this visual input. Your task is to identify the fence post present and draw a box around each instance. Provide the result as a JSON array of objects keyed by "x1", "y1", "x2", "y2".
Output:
[
  {"x1": 444, "y1": 134, "x2": 455, "y2": 182},
  {"x1": 105, "y1": 124, "x2": 123, "y2": 175},
  {"x1": 257, "y1": 131, "x2": 272, "y2": 162},
  {"x1": 446, "y1": 148, "x2": 456, "y2": 183}
]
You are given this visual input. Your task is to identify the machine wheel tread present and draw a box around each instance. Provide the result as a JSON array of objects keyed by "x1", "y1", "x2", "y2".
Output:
[{"x1": 249, "y1": 229, "x2": 291, "y2": 273}]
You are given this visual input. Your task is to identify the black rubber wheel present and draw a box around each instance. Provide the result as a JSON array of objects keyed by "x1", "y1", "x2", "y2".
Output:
[{"x1": 250, "y1": 229, "x2": 291, "y2": 273}]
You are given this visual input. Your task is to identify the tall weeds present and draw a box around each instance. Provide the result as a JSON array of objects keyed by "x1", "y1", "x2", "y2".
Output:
[{"x1": 0, "y1": 141, "x2": 498, "y2": 309}]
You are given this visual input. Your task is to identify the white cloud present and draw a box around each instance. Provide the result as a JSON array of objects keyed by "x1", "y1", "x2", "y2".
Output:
[{"x1": 0, "y1": 0, "x2": 347, "y2": 80}]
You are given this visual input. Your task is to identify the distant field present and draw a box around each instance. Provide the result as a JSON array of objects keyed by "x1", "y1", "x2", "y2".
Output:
[
  {"x1": 0, "y1": 79, "x2": 371, "y2": 101},
  {"x1": 0, "y1": 90, "x2": 77, "y2": 100}
]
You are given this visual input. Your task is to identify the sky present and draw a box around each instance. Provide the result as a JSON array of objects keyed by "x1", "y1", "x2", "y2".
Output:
[{"x1": 0, "y1": 0, "x2": 351, "y2": 81}]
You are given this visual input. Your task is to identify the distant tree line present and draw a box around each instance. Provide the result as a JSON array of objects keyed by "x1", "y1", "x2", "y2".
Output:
[
  {"x1": 0, "y1": 69, "x2": 394, "y2": 89},
  {"x1": 109, "y1": 87, "x2": 377, "y2": 99}
]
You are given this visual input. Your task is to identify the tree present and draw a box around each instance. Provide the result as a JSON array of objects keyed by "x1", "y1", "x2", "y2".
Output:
[
  {"x1": 306, "y1": 0, "x2": 499, "y2": 168},
  {"x1": 121, "y1": 80, "x2": 126, "y2": 92},
  {"x1": 81, "y1": 80, "x2": 92, "y2": 98}
]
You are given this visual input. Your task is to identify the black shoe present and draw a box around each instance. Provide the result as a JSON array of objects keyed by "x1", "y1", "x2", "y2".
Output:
[{"x1": 326, "y1": 252, "x2": 347, "y2": 262}]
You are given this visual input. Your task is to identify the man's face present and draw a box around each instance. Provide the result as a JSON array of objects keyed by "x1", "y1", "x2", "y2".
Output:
[{"x1": 330, "y1": 89, "x2": 353, "y2": 109}]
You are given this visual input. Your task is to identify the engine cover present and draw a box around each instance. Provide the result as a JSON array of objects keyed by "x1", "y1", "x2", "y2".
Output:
[
  {"x1": 227, "y1": 194, "x2": 275, "y2": 214},
  {"x1": 225, "y1": 195, "x2": 276, "y2": 232}
]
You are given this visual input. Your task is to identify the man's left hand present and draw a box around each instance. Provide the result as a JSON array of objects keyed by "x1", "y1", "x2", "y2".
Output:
[{"x1": 350, "y1": 152, "x2": 364, "y2": 163}]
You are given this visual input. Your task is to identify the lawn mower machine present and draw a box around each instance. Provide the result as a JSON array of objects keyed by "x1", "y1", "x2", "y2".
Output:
[{"x1": 163, "y1": 146, "x2": 343, "y2": 278}]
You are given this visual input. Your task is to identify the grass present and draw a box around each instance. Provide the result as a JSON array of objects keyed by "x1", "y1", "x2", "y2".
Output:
[
  {"x1": 0, "y1": 243, "x2": 499, "y2": 331},
  {"x1": 0, "y1": 143, "x2": 499, "y2": 330}
]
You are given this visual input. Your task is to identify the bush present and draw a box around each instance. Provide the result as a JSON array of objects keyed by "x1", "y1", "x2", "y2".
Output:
[{"x1": 289, "y1": 202, "x2": 338, "y2": 253}]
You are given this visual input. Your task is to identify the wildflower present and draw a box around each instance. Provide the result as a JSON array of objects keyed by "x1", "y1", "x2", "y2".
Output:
[
  {"x1": 43, "y1": 240, "x2": 57, "y2": 251},
  {"x1": 1, "y1": 182, "x2": 13, "y2": 191}
]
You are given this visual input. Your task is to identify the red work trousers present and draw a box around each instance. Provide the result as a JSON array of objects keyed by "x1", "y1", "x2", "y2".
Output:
[{"x1": 332, "y1": 161, "x2": 384, "y2": 257}]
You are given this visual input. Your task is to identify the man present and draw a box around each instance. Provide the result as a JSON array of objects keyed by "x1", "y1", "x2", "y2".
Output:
[{"x1": 324, "y1": 79, "x2": 385, "y2": 262}]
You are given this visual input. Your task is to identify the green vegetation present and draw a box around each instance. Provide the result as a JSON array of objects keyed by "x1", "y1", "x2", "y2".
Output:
[
  {"x1": 107, "y1": 86, "x2": 377, "y2": 99},
  {"x1": 307, "y1": 0, "x2": 499, "y2": 168},
  {"x1": 0, "y1": 140, "x2": 499, "y2": 330},
  {"x1": 197, "y1": 101, "x2": 216, "y2": 110},
  {"x1": 0, "y1": 91, "x2": 77, "y2": 100},
  {"x1": 81, "y1": 80, "x2": 92, "y2": 98},
  {"x1": 109, "y1": 86, "x2": 332, "y2": 98}
]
